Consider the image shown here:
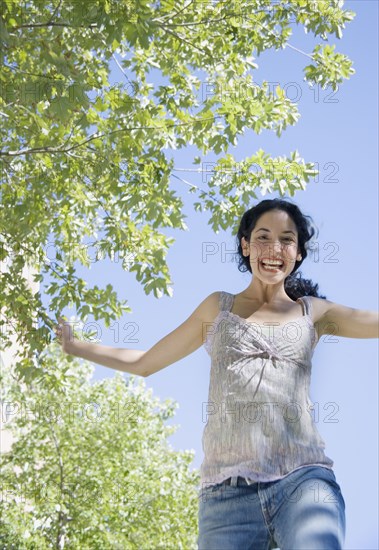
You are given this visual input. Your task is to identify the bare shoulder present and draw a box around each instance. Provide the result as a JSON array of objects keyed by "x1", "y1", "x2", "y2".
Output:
[
  {"x1": 196, "y1": 290, "x2": 221, "y2": 323},
  {"x1": 308, "y1": 296, "x2": 332, "y2": 324},
  {"x1": 309, "y1": 296, "x2": 338, "y2": 338}
]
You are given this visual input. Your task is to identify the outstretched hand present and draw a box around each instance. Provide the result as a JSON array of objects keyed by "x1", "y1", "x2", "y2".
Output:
[{"x1": 54, "y1": 317, "x2": 74, "y2": 354}]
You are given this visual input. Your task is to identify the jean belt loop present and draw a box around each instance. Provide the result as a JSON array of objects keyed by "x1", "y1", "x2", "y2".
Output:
[
  {"x1": 244, "y1": 476, "x2": 255, "y2": 485},
  {"x1": 230, "y1": 476, "x2": 238, "y2": 487}
]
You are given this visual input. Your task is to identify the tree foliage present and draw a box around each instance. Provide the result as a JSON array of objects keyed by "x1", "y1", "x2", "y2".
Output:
[
  {"x1": 0, "y1": 346, "x2": 199, "y2": 548},
  {"x1": 0, "y1": 0, "x2": 355, "y2": 382}
]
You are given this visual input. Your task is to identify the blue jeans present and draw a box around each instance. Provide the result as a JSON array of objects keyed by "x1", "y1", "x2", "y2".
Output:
[{"x1": 197, "y1": 466, "x2": 346, "y2": 550}]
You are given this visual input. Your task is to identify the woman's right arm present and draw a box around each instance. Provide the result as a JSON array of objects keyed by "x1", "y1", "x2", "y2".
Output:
[{"x1": 56, "y1": 291, "x2": 220, "y2": 378}]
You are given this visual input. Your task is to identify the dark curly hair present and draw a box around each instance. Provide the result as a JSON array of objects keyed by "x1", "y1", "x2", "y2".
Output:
[{"x1": 235, "y1": 198, "x2": 326, "y2": 300}]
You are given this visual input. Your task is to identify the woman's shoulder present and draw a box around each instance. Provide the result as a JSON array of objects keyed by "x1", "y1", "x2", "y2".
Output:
[
  {"x1": 307, "y1": 295, "x2": 334, "y2": 324},
  {"x1": 204, "y1": 289, "x2": 222, "y2": 310},
  {"x1": 199, "y1": 290, "x2": 225, "y2": 323}
]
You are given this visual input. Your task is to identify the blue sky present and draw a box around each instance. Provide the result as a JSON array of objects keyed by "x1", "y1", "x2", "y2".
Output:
[{"x1": 59, "y1": 2, "x2": 378, "y2": 548}]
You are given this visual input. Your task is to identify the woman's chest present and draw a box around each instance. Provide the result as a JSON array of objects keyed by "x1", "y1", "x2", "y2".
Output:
[{"x1": 209, "y1": 313, "x2": 316, "y2": 362}]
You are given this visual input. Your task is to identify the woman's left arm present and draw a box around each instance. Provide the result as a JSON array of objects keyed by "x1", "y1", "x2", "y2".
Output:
[{"x1": 312, "y1": 297, "x2": 379, "y2": 338}]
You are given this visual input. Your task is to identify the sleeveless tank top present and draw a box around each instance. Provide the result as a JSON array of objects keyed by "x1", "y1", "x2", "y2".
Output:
[{"x1": 200, "y1": 291, "x2": 334, "y2": 488}]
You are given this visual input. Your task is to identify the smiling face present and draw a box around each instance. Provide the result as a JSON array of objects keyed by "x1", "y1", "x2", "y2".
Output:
[{"x1": 241, "y1": 209, "x2": 302, "y2": 282}]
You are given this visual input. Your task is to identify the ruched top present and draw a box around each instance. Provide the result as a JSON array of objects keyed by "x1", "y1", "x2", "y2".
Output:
[{"x1": 200, "y1": 291, "x2": 334, "y2": 489}]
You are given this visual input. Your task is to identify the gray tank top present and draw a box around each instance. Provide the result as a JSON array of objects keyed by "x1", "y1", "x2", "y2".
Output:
[{"x1": 200, "y1": 291, "x2": 334, "y2": 488}]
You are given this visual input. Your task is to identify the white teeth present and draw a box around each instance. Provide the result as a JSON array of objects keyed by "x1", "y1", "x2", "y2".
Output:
[
  {"x1": 262, "y1": 261, "x2": 283, "y2": 267},
  {"x1": 262, "y1": 264, "x2": 280, "y2": 271},
  {"x1": 261, "y1": 260, "x2": 283, "y2": 271}
]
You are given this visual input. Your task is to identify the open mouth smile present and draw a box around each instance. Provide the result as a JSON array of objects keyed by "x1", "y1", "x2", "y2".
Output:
[{"x1": 260, "y1": 259, "x2": 285, "y2": 272}]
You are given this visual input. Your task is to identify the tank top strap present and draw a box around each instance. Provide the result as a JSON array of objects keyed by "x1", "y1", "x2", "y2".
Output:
[
  {"x1": 297, "y1": 295, "x2": 312, "y2": 317},
  {"x1": 219, "y1": 291, "x2": 234, "y2": 312}
]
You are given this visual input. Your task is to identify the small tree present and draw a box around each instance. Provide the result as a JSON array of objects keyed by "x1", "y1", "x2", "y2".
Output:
[{"x1": 0, "y1": 345, "x2": 200, "y2": 549}]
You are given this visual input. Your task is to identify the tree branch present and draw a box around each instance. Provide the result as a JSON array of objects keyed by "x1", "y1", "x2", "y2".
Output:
[
  {"x1": 171, "y1": 173, "x2": 221, "y2": 209},
  {"x1": 47, "y1": 421, "x2": 67, "y2": 549},
  {"x1": 13, "y1": 22, "x2": 98, "y2": 30},
  {"x1": 0, "y1": 116, "x2": 218, "y2": 157},
  {"x1": 47, "y1": 0, "x2": 64, "y2": 25},
  {"x1": 157, "y1": 0, "x2": 197, "y2": 23},
  {"x1": 157, "y1": 25, "x2": 209, "y2": 55}
]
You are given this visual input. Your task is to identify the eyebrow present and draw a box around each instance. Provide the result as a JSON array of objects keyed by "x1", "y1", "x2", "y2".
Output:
[{"x1": 254, "y1": 228, "x2": 297, "y2": 236}]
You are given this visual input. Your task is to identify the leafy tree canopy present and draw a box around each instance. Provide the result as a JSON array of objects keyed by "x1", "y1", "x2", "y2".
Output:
[
  {"x1": 0, "y1": 346, "x2": 199, "y2": 548},
  {"x1": 0, "y1": 0, "x2": 355, "y2": 383}
]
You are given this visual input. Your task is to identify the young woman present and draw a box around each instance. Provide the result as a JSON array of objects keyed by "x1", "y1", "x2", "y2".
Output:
[{"x1": 56, "y1": 198, "x2": 378, "y2": 550}]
